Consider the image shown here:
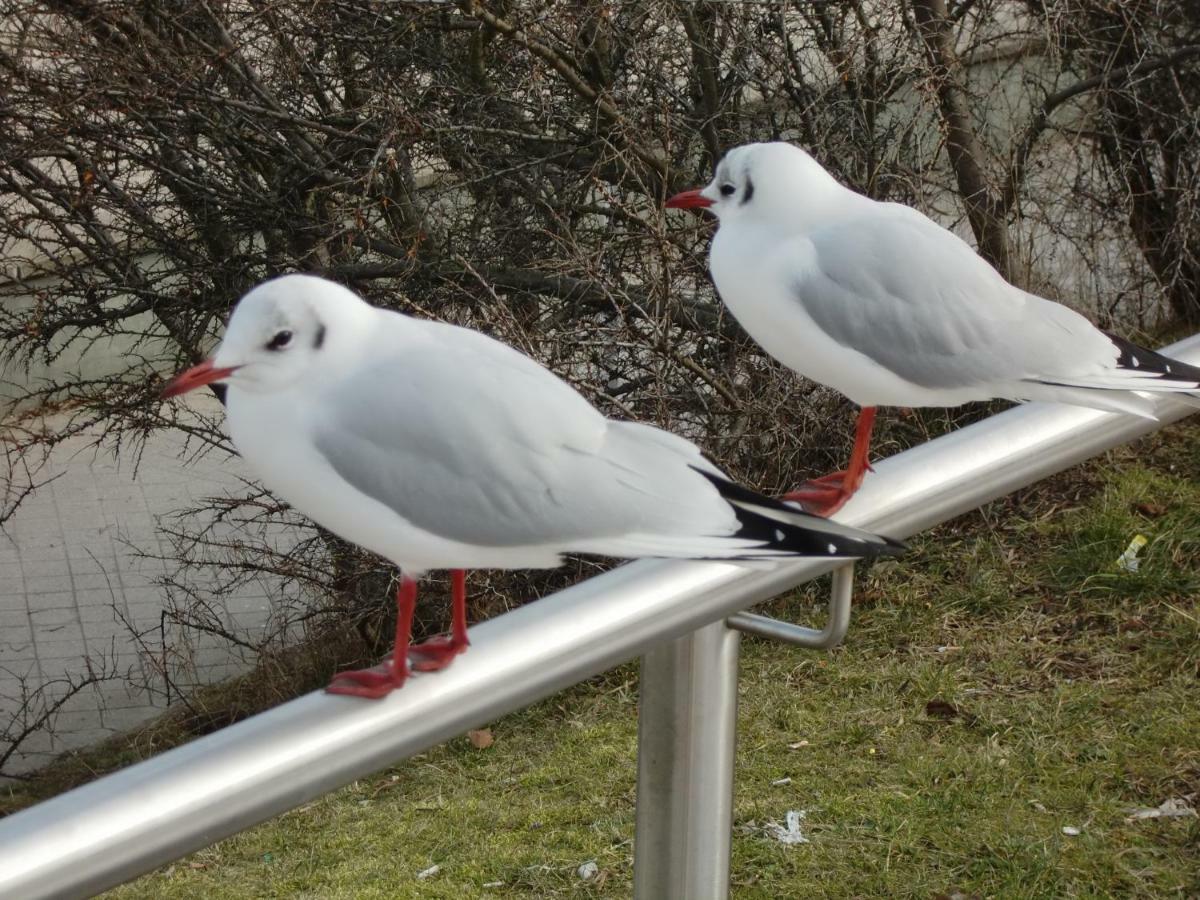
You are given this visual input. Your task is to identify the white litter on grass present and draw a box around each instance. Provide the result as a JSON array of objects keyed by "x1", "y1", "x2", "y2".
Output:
[
  {"x1": 1115, "y1": 534, "x2": 1148, "y2": 572},
  {"x1": 787, "y1": 740, "x2": 809, "y2": 749},
  {"x1": 483, "y1": 881, "x2": 504, "y2": 889},
  {"x1": 768, "y1": 810, "x2": 809, "y2": 845},
  {"x1": 771, "y1": 777, "x2": 792, "y2": 786},
  {"x1": 1126, "y1": 798, "x2": 1197, "y2": 821},
  {"x1": 416, "y1": 864, "x2": 441, "y2": 880},
  {"x1": 577, "y1": 860, "x2": 599, "y2": 880},
  {"x1": 1061, "y1": 825, "x2": 1081, "y2": 836}
]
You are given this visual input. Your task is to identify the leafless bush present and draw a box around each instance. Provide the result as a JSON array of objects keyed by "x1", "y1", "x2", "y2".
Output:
[
  {"x1": 1, "y1": 0, "x2": 1197, "y2": 724},
  {"x1": 0, "y1": 424, "x2": 58, "y2": 526},
  {"x1": 0, "y1": 651, "x2": 126, "y2": 778}
]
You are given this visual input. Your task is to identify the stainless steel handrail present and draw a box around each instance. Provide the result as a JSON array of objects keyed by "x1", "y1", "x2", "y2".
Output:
[{"x1": 0, "y1": 334, "x2": 1196, "y2": 900}]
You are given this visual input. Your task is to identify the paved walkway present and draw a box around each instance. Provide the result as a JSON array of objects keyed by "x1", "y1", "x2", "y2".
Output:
[{"x1": 0, "y1": 412, "x2": 295, "y2": 778}]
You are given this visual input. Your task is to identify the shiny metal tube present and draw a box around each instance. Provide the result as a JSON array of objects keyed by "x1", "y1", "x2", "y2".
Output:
[
  {"x1": 0, "y1": 334, "x2": 1196, "y2": 900},
  {"x1": 633, "y1": 622, "x2": 741, "y2": 900}
]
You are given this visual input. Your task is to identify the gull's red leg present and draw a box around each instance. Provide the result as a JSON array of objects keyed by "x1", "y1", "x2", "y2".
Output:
[
  {"x1": 410, "y1": 569, "x2": 470, "y2": 672},
  {"x1": 843, "y1": 405, "x2": 878, "y2": 483},
  {"x1": 327, "y1": 576, "x2": 417, "y2": 699},
  {"x1": 783, "y1": 407, "x2": 877, "y2": 517}
]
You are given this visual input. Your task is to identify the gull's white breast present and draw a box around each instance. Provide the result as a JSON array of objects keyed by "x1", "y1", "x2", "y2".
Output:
[{"x1": 713, "y1": 225, "x2": 953, "y2": 407}]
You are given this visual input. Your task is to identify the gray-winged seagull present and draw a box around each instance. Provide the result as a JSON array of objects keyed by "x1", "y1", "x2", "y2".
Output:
[
  {"x1": 667, "y1": 142, "x2": 1200, "y2": 515},
  {"x1": 162, "y1": 274, "x2": 902, "y2": 698}
]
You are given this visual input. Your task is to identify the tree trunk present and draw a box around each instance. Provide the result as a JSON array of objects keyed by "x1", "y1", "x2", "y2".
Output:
[{"x1": 910, "y1": 0, "x2": 1017, "y2": 284}]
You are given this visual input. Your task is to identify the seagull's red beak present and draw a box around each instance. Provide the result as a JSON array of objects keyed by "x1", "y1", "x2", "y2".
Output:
[
  {"x1": 664, "y1": 189, "x2": 713, "y2": 210},
  {"x1": 160, "y1": 360, "x2": 240, "y2": 398}
]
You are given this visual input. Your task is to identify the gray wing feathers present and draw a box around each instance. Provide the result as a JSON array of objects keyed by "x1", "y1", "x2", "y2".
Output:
[
  {"x1": 578, "y1": 421, "x2": 738, "y2": 537},
  {"x1": 311, "y1": 318, "x2": 739, "y2": 550},
  {"x1": 795, "y1": 212, "x2": 1118, "y2": 391},
  {"x1": 313, "y1": 322, "x2": 606, "y2": 547}
]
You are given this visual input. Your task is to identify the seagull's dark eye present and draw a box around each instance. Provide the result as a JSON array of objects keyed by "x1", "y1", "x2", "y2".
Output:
[
  {"x1": 720, "y1": 183, "x2": 736, "y2": 197},
  {"x1": 266, "y1": 330, "x2": 293, "y2": 351}
]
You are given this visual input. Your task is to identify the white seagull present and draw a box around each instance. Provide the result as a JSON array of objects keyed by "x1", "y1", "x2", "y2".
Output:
[
  {"x1": 667, "y1": 141, "x2": 1200, "y2": 515},
  {"x1": 162, "y1": 274, "x2": 902, "y2": 698}
]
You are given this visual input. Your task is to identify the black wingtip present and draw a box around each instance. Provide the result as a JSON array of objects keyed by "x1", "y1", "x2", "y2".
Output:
[
  {"x1": 692, "y1": 466, "x2": 906, "y2": 559},
  {"x1": 733, "y1": 505, "x2": 906, "y2": 559},
  {"x1": 690, "y1": 465, "x2": 808, "y2": 515},
  {"x1": 1103, "y1": 331, "x2": 1200, "y2": 384},
  {"x1": 870, "y1": 530, "x2": 908, "y2": 553}
]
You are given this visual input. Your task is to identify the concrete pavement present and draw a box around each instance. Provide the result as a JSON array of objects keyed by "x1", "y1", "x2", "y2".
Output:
[{"x1": 0, "y1": 415, "x2": 295, "y2": 778}]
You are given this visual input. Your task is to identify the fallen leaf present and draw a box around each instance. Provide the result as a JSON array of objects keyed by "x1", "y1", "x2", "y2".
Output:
[
  {"x1": 468, "y1": 728, "x2": 494, "y2": 749},
  {"x1": 1133, "y1": 501, "x2": 1166, "y2": 518},
  {"x1": 925, "y1": 698, "x2": 960, "y2": 719},
  {"x1": 925, "y1": 698, "x2": 977, "y2": 725}
]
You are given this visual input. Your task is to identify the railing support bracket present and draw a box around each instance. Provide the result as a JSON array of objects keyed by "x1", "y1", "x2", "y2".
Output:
[{"x1": 727, "y1": 562, "x2": 854, "y2": 649}]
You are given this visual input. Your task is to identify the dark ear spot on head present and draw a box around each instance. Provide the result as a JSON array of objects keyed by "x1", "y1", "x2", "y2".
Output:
[
  {"x1": 741, "y1": 176, "x2": 755, "y2": 206},
  {"x1": 313, "y1": 323, "x2": 326, "y2": 350}
]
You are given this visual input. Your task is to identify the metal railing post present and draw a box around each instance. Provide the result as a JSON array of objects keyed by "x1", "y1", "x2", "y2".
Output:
[{"x1": 634, "y1": 620, "x2": 741, "y2": 900}]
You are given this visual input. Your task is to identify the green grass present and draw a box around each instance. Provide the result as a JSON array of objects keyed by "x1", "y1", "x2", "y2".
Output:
[{"x1": 12, "y1": 423, "x2": 1200, "y2": 898}]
